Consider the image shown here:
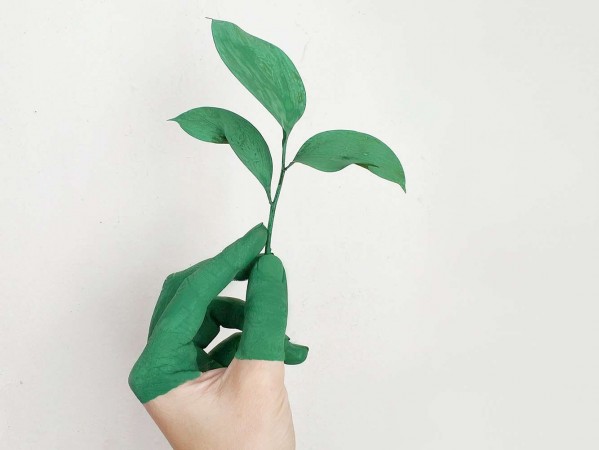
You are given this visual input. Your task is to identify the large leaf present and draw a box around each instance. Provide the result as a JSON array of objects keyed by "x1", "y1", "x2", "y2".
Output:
[
  {"x1": 169, "y1": 107, "x2": 273, "y2": 198},
  {"x1": 210, "y1": 19, "x2": 306, "y2": 134},
  {"x1": 293, "y1": 130, "x2": 406, "y2": 191}
]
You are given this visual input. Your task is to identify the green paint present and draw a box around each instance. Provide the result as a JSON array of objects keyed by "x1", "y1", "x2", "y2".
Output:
[
  {"x1": 169, "y1": 107, "x2": 273, "y2": 200},
  {"x1": 265, "y1": 130, "x2": 288, "y2": 253},
  {"x1": 293, "y1": 130, "x2": 406, "y2": 191},
  {"x1": 128, "y1": 224, "x2": 308, "y2": 403},
  {"x1": 210, "y1": 19, "x2": 306, "y2": 135},
  {"x1": 210, "y1": 333, "x2": 308, "y2": 367},
  {"x1": 132, "y1": 20, "x2": 409, "y2": 402},
  {"x1": 235, "y1": 253, "x2": 288, "y2": 360},
  {"x1": 169, "y1": 19, "x2": 406, "y2": 252}
]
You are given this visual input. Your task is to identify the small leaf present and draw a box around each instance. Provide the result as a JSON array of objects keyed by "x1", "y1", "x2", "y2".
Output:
[
  {"x1": 210, "y1": 19, "x2": 306, "y2": 134},
  {"x1": 169, "y1": 107, "x2": 273, "y2": 198},
  {"x1": 293, "y1": 130, "x2": 406, "y2": 192}
]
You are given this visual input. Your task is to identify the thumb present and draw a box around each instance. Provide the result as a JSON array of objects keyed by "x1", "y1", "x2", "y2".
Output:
[{"x1": 235, "y1": 254, "x2": 288, "y2": 361}]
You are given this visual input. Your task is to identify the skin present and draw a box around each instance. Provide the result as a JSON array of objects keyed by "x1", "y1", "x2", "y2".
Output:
[
  {"x1": 144, "y1": 359, "x2": 294, "y2": 450},
  {"x1": 129, "y1": 223, "x2": 307, "y2": 450}
]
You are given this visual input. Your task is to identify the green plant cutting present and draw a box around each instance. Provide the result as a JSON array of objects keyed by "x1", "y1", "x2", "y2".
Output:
[
  {"x1": 171, "y1": 19, "x2": 405, "y2": 252},
  {"x1": 129, "y1": 19, "x2": 405, "y2": 404}
]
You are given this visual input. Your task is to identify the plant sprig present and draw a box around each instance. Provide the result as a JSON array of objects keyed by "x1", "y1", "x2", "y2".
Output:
[{"x1": 170, "y1": 19, "x2": 406, "y2": 254}]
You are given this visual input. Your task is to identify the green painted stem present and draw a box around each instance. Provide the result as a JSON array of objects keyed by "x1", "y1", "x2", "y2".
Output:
[{"x1": 265, "y1": 130, "x2": 289, "y2": 254}]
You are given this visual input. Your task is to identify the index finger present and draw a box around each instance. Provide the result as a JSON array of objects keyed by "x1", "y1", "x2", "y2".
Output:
[{"x1": 151, "y1": 223, "x2": 267, "y2": 343}]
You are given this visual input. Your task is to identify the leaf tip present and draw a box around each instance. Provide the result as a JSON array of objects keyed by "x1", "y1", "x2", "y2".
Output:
[{"x1": 397, "y1": 177, "x2": 406, "y2": 193}]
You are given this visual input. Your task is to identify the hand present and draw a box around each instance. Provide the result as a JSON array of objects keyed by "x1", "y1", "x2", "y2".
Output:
[{"x1": 128, "y1": 223, "x2": 308, "y2": 450}]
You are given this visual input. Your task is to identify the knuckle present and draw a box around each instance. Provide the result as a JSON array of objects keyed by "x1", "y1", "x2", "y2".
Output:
[
  {"x1": 161, "y1": 272, "x2": 177, "y2": 289},
  {"x1": 128, "y1": 357, "x2": 151, "y2": 395}
]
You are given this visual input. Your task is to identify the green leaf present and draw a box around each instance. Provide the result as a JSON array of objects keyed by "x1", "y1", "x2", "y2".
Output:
[
  {"x1": 293, "y1": 130, "x2": 406, "y2": 192},
  {"x1": 210, "y1": 19, "x2": 306, "y2": 135},
  {"x1": 169, "y1": 107, "x2": 273, "y2": 198}
]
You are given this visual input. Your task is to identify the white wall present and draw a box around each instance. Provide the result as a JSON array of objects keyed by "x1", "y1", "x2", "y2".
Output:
[{"x1": 1, "y1": 1, "x2": 598, "y2": 448}]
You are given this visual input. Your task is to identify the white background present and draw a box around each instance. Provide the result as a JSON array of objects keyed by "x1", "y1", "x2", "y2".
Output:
[{"x1": 1, "y1": 1, "x2": 598, "y2": 448}]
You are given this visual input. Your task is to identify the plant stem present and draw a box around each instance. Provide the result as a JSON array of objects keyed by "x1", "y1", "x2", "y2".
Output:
[{"x1": 265, "y1": 130, "x2": 289, "y2": 254}]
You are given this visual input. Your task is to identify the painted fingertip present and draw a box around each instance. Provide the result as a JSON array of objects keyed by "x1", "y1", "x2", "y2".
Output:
[
  {"x1": 284, "y1": 342, "x2": 309, "y2": 365},
  {"x1": 253, "y1": 254, "x2": 285, "y2": 280},
  {"x1": 251, "y1": 222, "x2": 266, "y2": 231},
  {"x1": 248, "y1": 222, "x2": 268, "y2": 241}
]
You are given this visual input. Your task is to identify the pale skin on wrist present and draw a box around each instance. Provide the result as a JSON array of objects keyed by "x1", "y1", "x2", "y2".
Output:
[{"x1": 144, "y1": 359, "x2": 295, "y2": 450}]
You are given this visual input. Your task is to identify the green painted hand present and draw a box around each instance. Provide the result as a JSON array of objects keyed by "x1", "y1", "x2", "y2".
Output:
[{"x1": 128, "y1": 223, "x2": 308, "y2": 404}]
